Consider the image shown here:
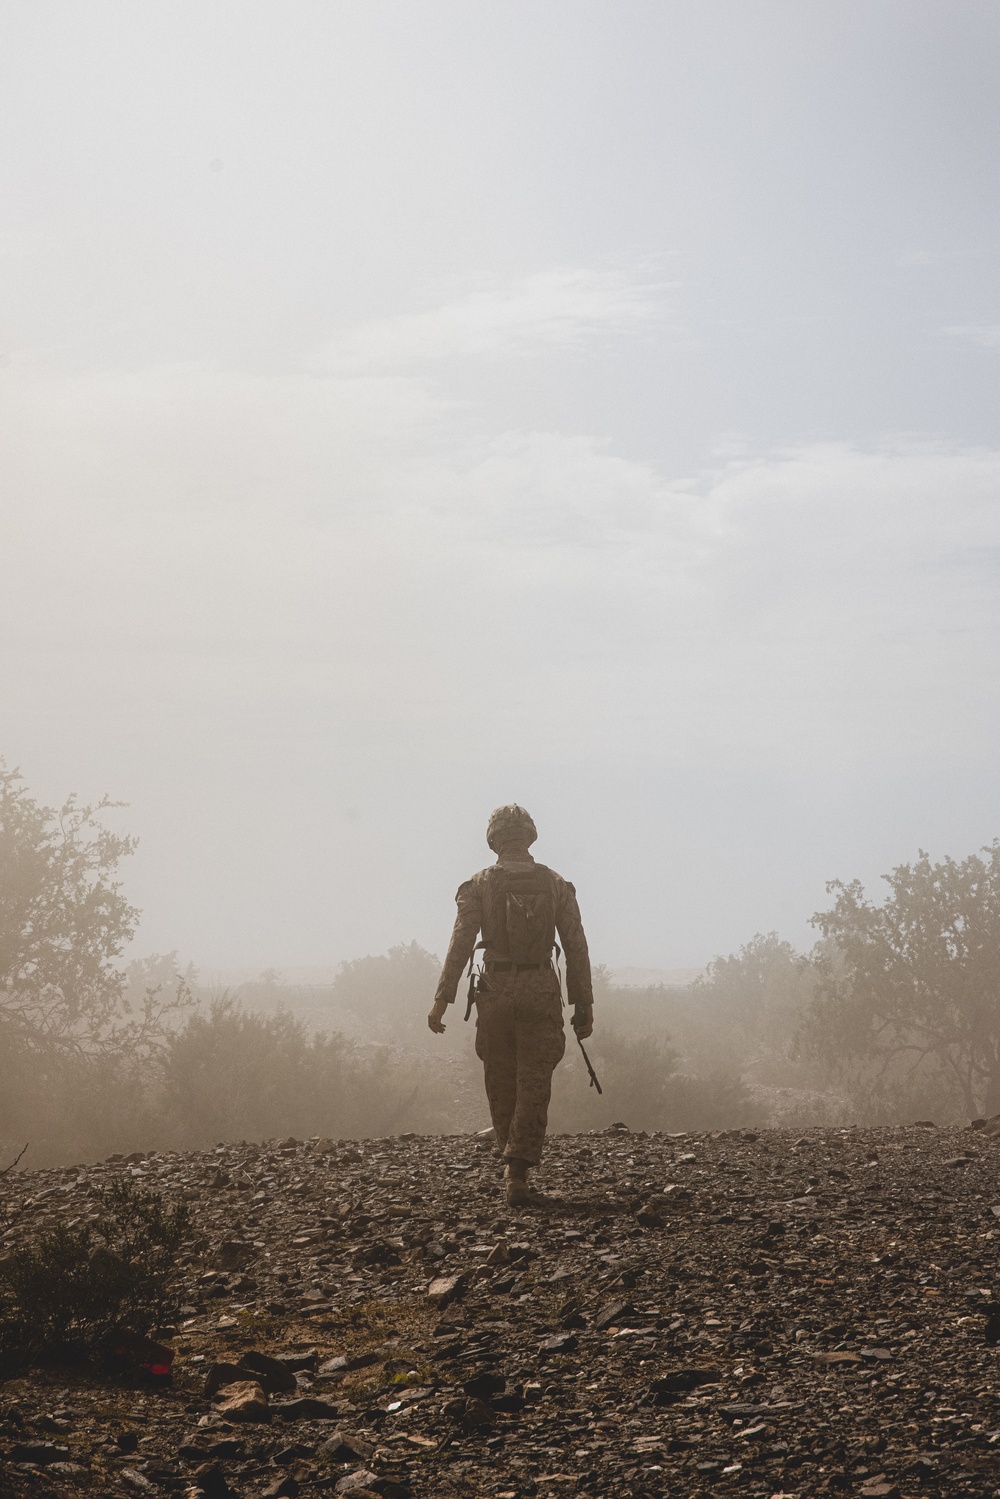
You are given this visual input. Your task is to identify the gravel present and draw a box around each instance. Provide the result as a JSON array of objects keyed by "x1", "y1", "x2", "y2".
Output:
[{"x1": 3, "y1": 1123, "x2": 1000, "y2": 1497}]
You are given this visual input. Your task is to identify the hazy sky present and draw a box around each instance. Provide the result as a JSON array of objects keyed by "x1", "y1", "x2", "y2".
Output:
[{"x1": 3, "y1": 1, "x2": 999, "y2": 973}]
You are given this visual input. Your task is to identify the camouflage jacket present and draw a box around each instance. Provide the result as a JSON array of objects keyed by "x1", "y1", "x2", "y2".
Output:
[{"x1": 434, "y1": 851, "x2": 594, "y2": 1011}]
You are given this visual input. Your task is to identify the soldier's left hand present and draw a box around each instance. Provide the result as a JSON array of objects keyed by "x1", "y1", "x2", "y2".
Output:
[
  {"x1": 427, "y1": 999, "x2": 449, "y2": 1034},
  {"x1": 572, "y1": 1007, "x2": 593, "y2": 1039}
]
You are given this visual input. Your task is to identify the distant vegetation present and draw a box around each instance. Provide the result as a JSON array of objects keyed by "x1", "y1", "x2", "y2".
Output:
[{"x1": 3, "y1": 759, "x2": 999, "y2": 1169}]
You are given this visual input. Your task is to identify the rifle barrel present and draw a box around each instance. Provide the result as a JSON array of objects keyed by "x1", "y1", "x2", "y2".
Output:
[{"x1": 577, "y1": 1034, "x2": 603, "y2": 1095}]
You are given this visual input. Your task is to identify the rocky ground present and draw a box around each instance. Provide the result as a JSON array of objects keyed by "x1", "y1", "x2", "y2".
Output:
[{"x1": 3, "y1": 1123, "x2": 1000, "y2": 1499}]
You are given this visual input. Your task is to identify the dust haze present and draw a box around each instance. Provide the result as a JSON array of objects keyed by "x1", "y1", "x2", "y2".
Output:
[{"x1": 3, "y1": 3, "x2": 1000, "y2": 1167}]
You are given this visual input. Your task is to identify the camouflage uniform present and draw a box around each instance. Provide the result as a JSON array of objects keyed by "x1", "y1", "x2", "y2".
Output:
[{"x1": 434, "y1": 849, "x2": 593, "y2": 1166}]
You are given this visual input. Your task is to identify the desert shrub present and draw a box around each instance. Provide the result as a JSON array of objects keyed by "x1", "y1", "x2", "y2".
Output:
[
  {"x1": 0, "y1": 1179, "x2": 190, "y2": 1370},
  {"x1": 550, "y1": 1030, "x2": 679, "y2": 1133},
  {"x1": 329, "y1": 941, "x2": 443, "y2": 1047},
  {"x1": 548, "y1": 1029, "x2": 762, "y2": 1134},
  {"x1": 807, "y1": 1051, "x2": 968, "y2": 1127},
  {"x1": 662, "y1": 1069, "x2": 766, "y2": 1131},
  {"x1": 0, "y1": 1021, "x2": 160, "y2": 1168},
  {"x1": 158, "y1": 998, "x2": 477, "y2": 1146}
]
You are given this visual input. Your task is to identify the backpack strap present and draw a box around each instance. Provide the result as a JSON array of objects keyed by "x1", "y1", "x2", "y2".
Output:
[
  {"x1": 552, "y1": 942, "x2": 565, "y2": 1004},
  {"x1": 464, "y1": 941, "x2": 486, "y2": 1021}
]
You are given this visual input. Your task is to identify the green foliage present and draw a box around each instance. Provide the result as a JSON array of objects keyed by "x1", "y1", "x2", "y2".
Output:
[
  {"x1": 0, "y1": 1179, "x2": 190, "y2": 1369},
  {"x1": 808, "y1": 843, "x2": 1000, "y2": 1118}
]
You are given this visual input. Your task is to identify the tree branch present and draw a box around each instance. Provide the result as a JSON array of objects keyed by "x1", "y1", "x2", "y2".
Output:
[{"x1": 1, "y1": 1142, "x2": 28, "y2": 1175}]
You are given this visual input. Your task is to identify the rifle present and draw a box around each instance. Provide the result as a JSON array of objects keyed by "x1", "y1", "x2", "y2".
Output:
[{"x1": 576, "y1": 1034, "x2": 603, "y2": 1094}]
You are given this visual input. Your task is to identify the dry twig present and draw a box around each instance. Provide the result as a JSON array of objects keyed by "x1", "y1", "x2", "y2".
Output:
[{"x1": 0, "y1": 1143, "x2": 29, "y2": 1175}]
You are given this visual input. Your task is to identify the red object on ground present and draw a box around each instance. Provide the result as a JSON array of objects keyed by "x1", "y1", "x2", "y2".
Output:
[{"x1": 113, "y1": 1336, "x2": 176, "y2": 1377}]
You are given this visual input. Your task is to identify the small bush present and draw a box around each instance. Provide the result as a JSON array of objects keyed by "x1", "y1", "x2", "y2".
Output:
[
  {"x1": 549, "y1": 1030, "x2": 764, "y2": 1134},
  {"x1": 158, "y1": 998, "x2": 475, "y2": 1144},
  {"x1": 663, "y1": 1069, "x2": 766, "y2": 1131},
  {"x1": 0, "y1": 1179, "x2": 190, "y2": 1370}
]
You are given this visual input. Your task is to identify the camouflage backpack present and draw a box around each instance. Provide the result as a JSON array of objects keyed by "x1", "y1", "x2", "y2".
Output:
[{"x1": 488, "y1": 863, "x2": 557, "y2": 965}]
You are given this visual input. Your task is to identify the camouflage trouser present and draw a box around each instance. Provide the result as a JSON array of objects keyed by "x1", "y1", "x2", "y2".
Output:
[{"x1": 474, "y1": 968, "x2": 566, "y2": 1167}]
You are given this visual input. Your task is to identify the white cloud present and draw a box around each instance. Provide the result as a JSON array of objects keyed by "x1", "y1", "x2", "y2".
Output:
[
  {"x1": 0, "y1": 229, "x2": 53, "y2": 258},
  {"x1": 3, "y1": 354, "x2": 999, "y2": 780},
  {"x1": 942, "y1": 324, "x2": 1000, "y2": 348},
  {"x1": 318, "y1": 267, "x2": 667, "y2": 373},
  {"x1": 5, "y1": 327, "x2": 1000, "y2": 971}
]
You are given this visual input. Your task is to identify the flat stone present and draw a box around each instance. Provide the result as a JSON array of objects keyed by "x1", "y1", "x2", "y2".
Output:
[
  {"x1": 318, "y1": 1431, "x2": 374, "y2": 1462},
  {"x1": 660, "y1": 1184, "x2": 693, "y2": 1206},
  {"x1": 275, "y1": 1396, "x2": 344, "y2": 1421},
  {"x1": 594, "y1": 1300, "x2": 635, "y2": 1331},
  {"x1": 651, "y1": 1366, "x2": 722, "y2": 1396},
  {"x1": 427, "y1": 1273, "x2": 465, "y2": 1307},
  {"x1": 121, "y1": 1471, "x2": 158, "y2": 1493},
  {"x1": 335, "y1": 1472, "x2": 379, "y2": 1495},
  {"x1": 9, "y1": 1443, "x2": 71, "y2": 1465},
  {"x1": 538, "y1": 1332, "x2": 578, "y2": 1357},
  {"x1": 719, "y1": 1401, "x2": 805, "y2": 1422},
  {"x1": 262, "y1": 1478, "x2": 300, "y2": 1499},
  {"x1": 318, "y1": 1350, "x2": 380, "y2": 1377},
  {"x1": 275, "y1": 1351, "x2": 319, "y2": 1372}
]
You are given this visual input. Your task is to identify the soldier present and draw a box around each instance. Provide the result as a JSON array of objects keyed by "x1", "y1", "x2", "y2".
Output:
[{"x1": 428, "y1": 804, "x2": 594, "y2": 1207}]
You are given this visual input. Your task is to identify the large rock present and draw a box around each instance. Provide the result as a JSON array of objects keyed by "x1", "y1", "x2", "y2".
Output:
[
  {"x1": 317, "y1": 1430, "x2": 374, "y2": 1462},
  {"x1": 212, "y1": 1379, "x2": 270, "y2": 1423},
  {"x1": 189, "y1": 1463, "x2": 235, "y2": 1499},
  {"x1": 239, "y1": 1350, "x2": 298, "y2": 1392},
  {"x1": 203, "y1": 1362, "x2": 250, "y2": 1398},
  {"x1": 427, "y1": 1273, "x2": 465, "y2": 1307}
]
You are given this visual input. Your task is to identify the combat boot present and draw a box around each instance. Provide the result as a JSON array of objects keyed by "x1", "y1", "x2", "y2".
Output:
[{"x1": 504, "y1": 1158, "x2": 554, "y2": 1209}]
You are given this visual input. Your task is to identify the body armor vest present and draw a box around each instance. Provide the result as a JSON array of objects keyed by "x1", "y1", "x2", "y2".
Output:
[{"x1": 478, "y1": 862, "x2": 558, "y2": 965}]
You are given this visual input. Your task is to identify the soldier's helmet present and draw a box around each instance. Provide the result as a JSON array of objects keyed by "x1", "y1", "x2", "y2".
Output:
[{"x1": 487, "y1": 804, "x2": 538, "y2": 852}]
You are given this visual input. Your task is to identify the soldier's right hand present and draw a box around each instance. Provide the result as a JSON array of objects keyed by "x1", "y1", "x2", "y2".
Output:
[
  {"x1": 427, "y1": 999, "x2": 448, "y2": 1034},
  {"x1": 572, "y1": 1005, "x2": 594, "y2": 1039}
]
